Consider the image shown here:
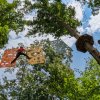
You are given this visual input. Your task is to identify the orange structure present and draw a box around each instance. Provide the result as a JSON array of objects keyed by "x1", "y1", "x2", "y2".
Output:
[
  {"x1": 0, "y1": 48, "x2": 17, "y2": 67},
  {"x1": 26, "y1": 46, "x2": 45, "y2": 65},
  {"x1": 0, "y1": 45, "x2": 45, "y2": 67}
]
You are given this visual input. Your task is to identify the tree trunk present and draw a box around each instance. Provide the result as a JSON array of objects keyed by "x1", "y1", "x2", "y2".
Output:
[
  {"x1": 46, "y1": 13, "x2": 100, "y2": 64},
  {"x1": 63, "y1": 22, "x2": 100, "y2": 64}
]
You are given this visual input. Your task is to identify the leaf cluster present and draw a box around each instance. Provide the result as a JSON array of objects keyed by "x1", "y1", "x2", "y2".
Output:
[
  {"x1": 26, "y1": 0, "x2": 80, "y2": 37},
  {"x1": 0, "y1": 0, "x2": 24, "y2": 48}
]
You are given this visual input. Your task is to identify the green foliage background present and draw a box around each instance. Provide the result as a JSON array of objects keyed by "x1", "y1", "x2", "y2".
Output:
[
  {"x1": 0, "y1": 0, "x2": 24, "y2": 48},
  {"x1": 0, "y1": 0, "x2": 100, "y2": 100}
]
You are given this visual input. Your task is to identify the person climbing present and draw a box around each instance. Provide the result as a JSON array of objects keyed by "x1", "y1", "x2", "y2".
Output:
[{"x1": 11, "y1": 45, "x2": 30, "y2": 64}]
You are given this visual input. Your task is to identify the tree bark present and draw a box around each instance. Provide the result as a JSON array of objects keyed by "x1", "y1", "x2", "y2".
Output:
[
  {"x1": 45, "y1": 12, "x2": 100, "y2": 64},
  {"x1": 62, "y1": 21, "x2": 100, "y2": 64}
]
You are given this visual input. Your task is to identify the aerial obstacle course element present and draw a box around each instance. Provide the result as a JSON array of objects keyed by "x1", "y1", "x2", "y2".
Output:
[
  {"x1": 75, "y1": 34, "x2": 100, "y2": 64},
  {"x1": 0, "y1": 48, "x2": 17, "y2": 67},
  {"x1": 26, "y1": 45, "x2": 45, "y2": 65},
  {"x1": 0, "y1": 44, "x2": 45, "y2": 67},
  {"x1": 76, "y1": 34, "x2": 94, "y2": 53}
]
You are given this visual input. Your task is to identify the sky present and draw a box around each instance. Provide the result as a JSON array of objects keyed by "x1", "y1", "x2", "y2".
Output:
[{"x1": 0, "y1": 0, "x2": 100, "y2": 79}]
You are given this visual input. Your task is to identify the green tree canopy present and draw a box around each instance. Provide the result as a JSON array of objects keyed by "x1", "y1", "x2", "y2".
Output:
[
  {"x1": 24, "y1": 0, "x2": 80, "y2": 37},
  {"x1": 1, "y1": 42, "x2": 100, "y2": 100},
  {"x1": 0, "y1": 0, "x2": 24, "y2": 48},
  {"x1": 78, "y1": 59, "x2": 100, "y2": 99},
  {"x1": 0, "y1": 1, "x2": 100, "y2": 99},
  {"x1": 1, "y1": 41, "x2": 75, "y2": 100},
  {"x1": 86, "y1": 0, "x2": 100, "y2": 7}
]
